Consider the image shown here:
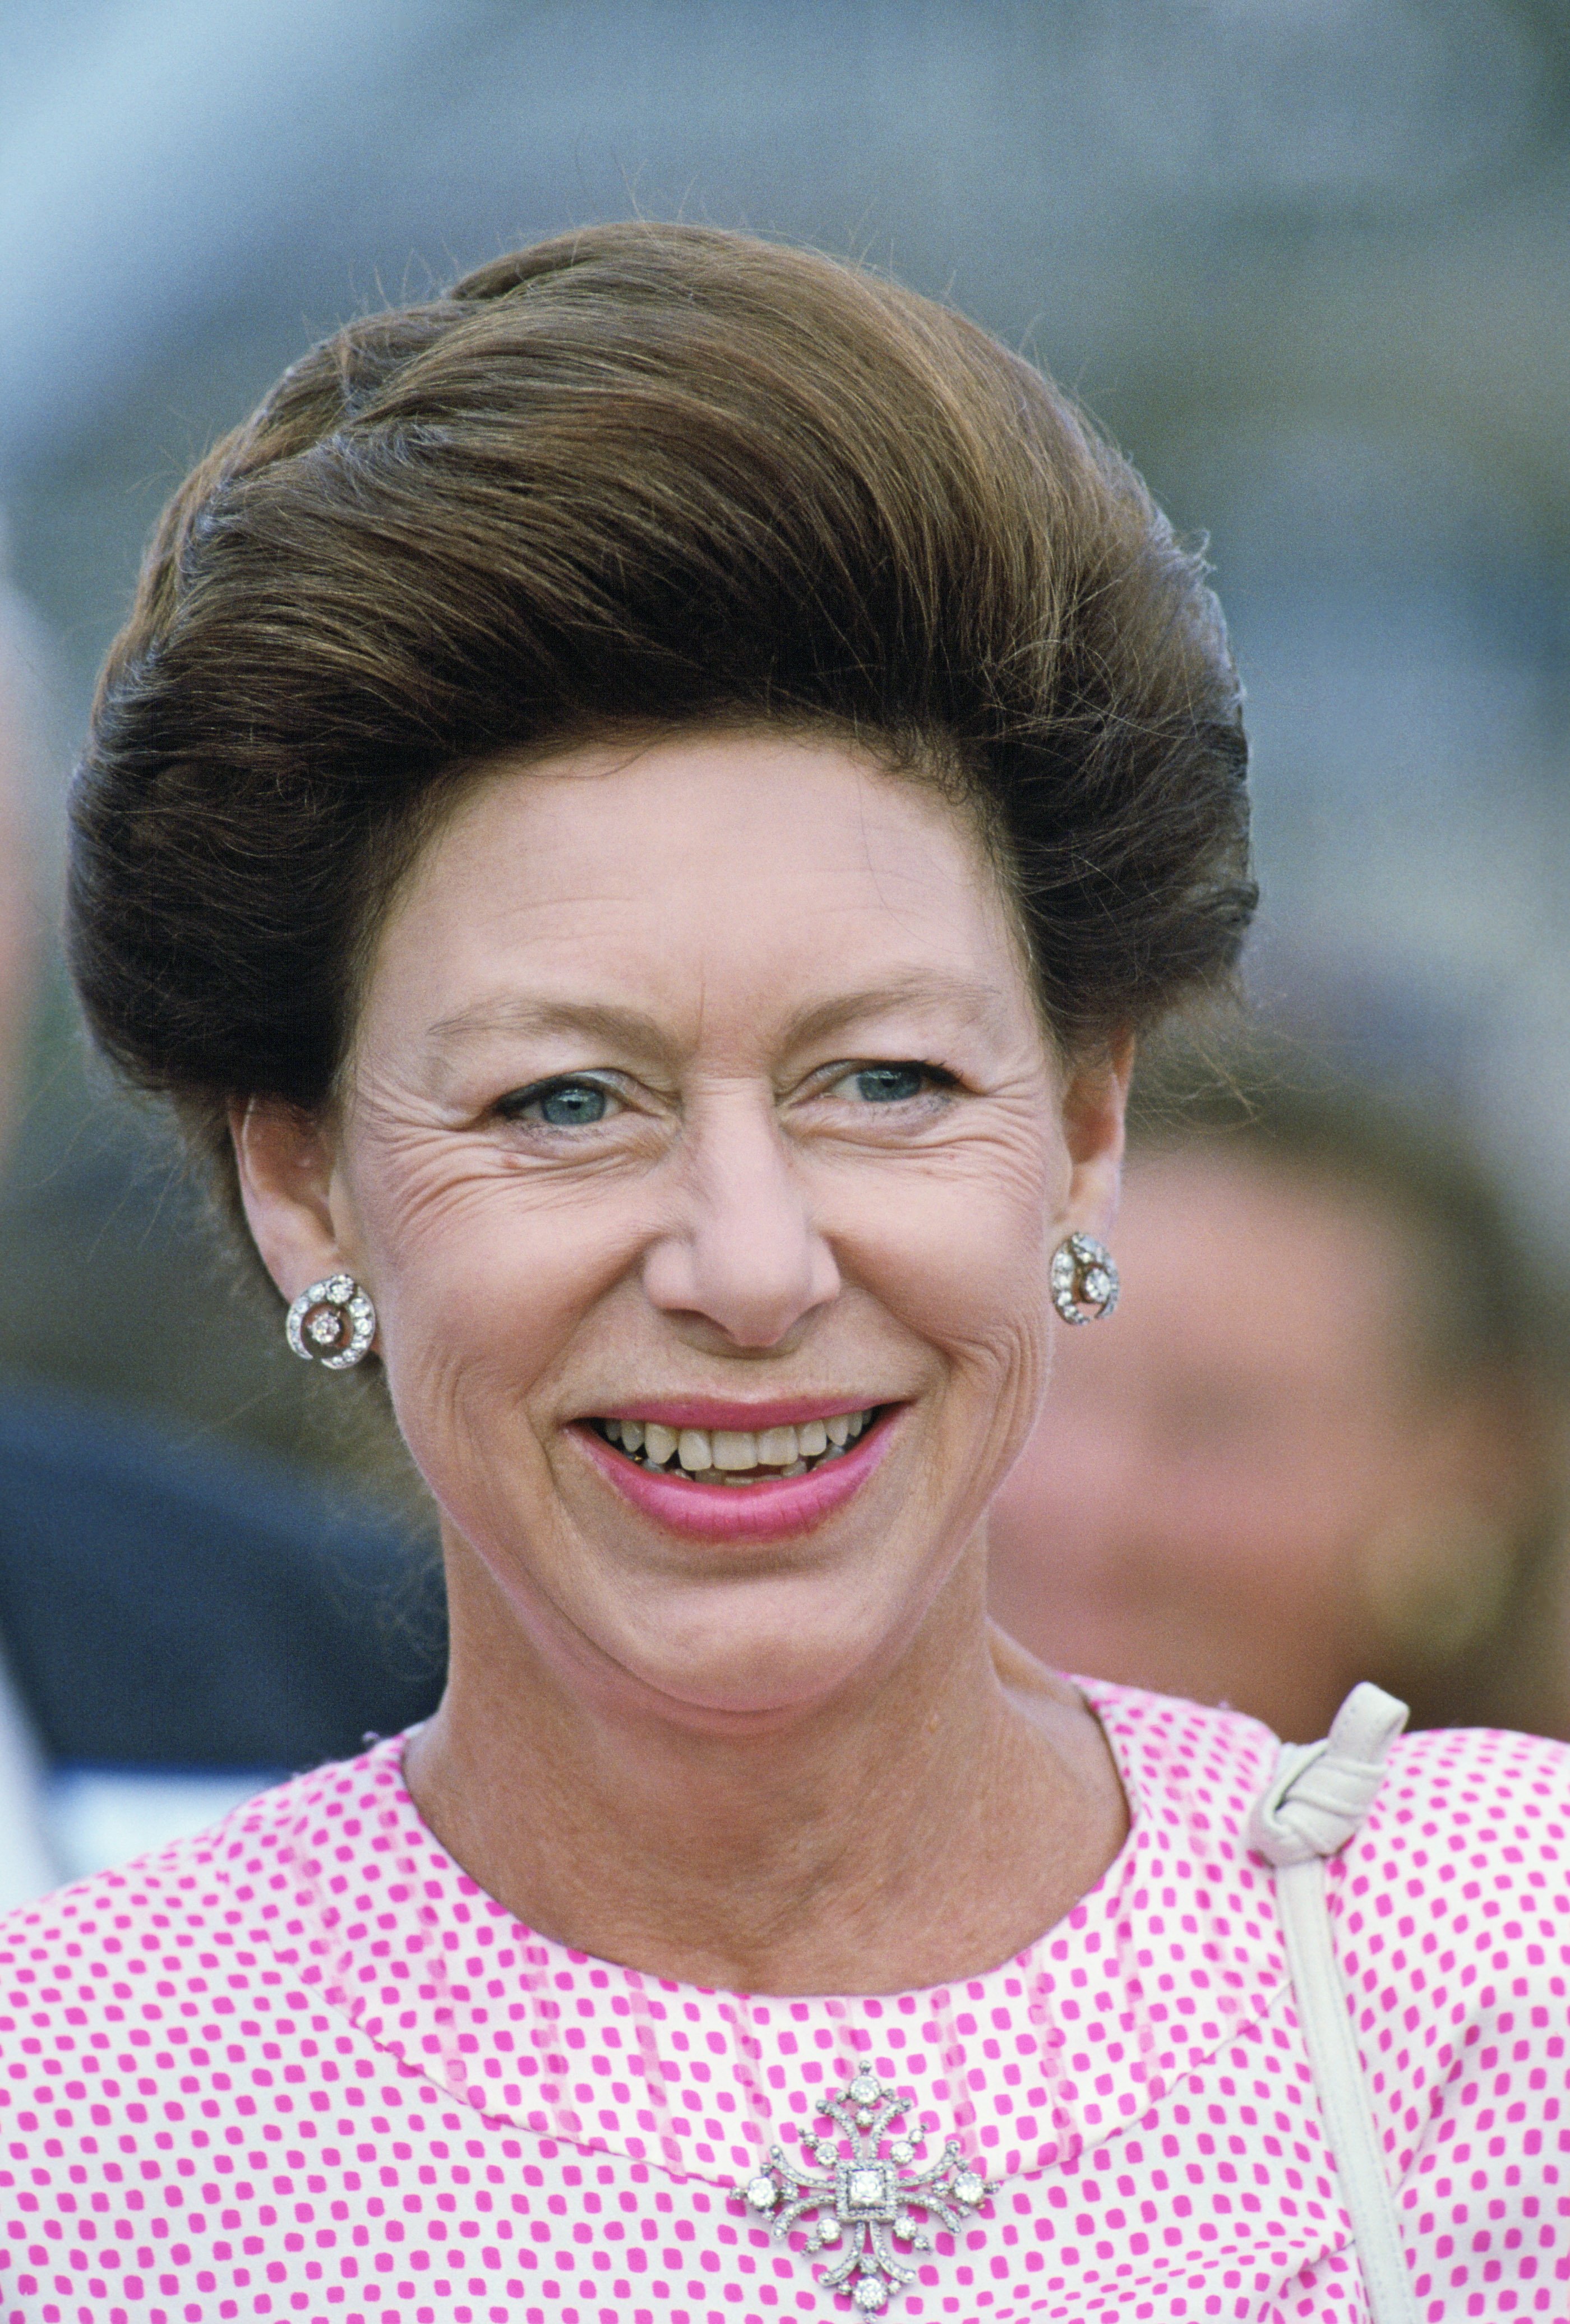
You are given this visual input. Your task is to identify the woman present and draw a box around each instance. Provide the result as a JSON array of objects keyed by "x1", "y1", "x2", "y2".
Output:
[
  {"x1": 990, "y1": 1058, "x2": 1570, "y2": 1744},
  {"x1": 1, "y1": 225, "x2": 1561, "y2": 2322}
]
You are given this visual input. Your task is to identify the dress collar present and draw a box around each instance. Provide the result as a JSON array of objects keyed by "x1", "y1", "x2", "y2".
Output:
[{"x1": 215, "y1": 1680, "x2": 1286, "y2": 2186}]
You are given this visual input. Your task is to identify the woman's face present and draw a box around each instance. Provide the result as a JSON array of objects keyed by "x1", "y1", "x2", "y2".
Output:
[{"x1": 243, "y1": 734, "x2": 1125, "y2": 1723}]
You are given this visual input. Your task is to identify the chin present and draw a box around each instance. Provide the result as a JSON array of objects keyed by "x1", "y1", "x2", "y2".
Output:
[{"x1": 602, "y1": 1590, "x2": 903, "y2": 1728}]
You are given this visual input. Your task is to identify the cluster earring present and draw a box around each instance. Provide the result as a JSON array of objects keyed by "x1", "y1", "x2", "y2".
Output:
[
  {"x1": 285, "y1": 1272, "x2": 377, "y2": 1370},
  {"x1": 1051, "y1": 1232, "x2": 1119, "y2": 1325}
]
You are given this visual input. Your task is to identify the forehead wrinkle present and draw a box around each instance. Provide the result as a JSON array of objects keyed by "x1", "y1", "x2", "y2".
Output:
[
  {"x1": 422, "y1": 974, "x2": 1017, "y2": 1072},
  {"x1": 781, "y1": 972, "x2": 1021, "y2": 1055},
  {"x1": 424, "y1": 997, "x2": 675, "y2": 1064}
]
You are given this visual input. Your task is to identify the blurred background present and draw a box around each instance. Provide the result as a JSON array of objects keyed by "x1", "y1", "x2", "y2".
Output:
[{"x1": 1, "y1": 1, "x2": 1568, "y2": 1873}]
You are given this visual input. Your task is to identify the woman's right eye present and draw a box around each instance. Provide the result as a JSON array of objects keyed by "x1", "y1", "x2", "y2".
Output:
[{"x1": 496, "y1": 1078, "x2": 617, "y2": 1128}]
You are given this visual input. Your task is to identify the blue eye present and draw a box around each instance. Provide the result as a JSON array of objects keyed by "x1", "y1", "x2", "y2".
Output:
[
  {"x1": 501, "y1": 1079, "x2": 612, "y2": 1126},
  {"x1": 541, "y1": 1083, "x2": 607, "y2": 1126},
  {"x1": 851, "y1": 1064, "x2": 929, "y2": 1103}
]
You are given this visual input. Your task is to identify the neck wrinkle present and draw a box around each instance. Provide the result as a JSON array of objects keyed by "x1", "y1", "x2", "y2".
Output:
[{"x1": 404, "y1": 1533, "x2": 1123, "y2": 1993}]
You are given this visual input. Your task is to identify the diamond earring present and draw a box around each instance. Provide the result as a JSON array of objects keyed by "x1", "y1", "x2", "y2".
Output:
[
  {"x1": 285, "y1": 1272, "x2": 377, "y2": 1370},
  {"x1": 1050, "y1": 1232, "x2": 1119, "y2": 1325}
]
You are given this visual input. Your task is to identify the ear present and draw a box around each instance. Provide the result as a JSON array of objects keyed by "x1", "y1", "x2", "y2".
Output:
[
  {"x1": 1060, "y1": 1030, "x2": 1134, "y2": 1237},
  {"x1": 230, "y1": 1096, "x2": 350, "y2": 1305}
]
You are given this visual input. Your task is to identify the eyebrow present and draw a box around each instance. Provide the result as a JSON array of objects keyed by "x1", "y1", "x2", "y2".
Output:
[
  {"x1": 426, "y1": 999, "x2": 672, "y2": 1057},
  {"x1": 428, "y1": 973, "x2": 1014, "y2": 1057},
  {"x1": 781, "y1": 972, "x2": 1015, "y2": 1048}
]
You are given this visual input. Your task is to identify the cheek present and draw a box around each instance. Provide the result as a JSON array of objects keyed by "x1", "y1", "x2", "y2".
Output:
[
  {"x1": 340, "y1": 1125, "x2": 639, "y2": 1422},
  {"x1": 842, "y1": 1120, "x2": 1064, "y2": 1392}
]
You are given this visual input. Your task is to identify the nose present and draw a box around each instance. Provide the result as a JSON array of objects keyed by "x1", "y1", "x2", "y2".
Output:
[{"x1": 641, "y1": 1087, "x2": 841, "y2": 1349}]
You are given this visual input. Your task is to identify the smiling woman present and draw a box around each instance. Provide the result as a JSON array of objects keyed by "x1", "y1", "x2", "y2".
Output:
[{"x1": 3, "y1": 226, "x2": 1563, "y2": 2324}]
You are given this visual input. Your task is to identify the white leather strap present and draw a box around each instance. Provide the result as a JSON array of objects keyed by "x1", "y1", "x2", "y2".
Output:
[{"x1": 1245, "y1": 1682, "x2": 1419, "y2": 2324}]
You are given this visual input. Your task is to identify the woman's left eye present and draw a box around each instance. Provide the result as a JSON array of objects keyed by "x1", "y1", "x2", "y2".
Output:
[
  {"x1": 497, "y1": 1077, "x2": 618, "y2": 1127},
  {"x1": 828, "y1": 1063, "x2": 951, "y2": 1104}
]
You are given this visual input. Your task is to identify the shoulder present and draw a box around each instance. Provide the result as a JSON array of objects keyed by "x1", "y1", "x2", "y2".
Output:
[
  {"x1": 1378, "y1": 1715, "x2": 1570, "y2": 1831},
  {"x1": 1323, "y1": 1723, "x2": 1570, "y2": 2188},
  {"x1": 1380, "y1": 1713, "x2": 1570, "y2": 1830},
  {"x1": 1336, "y1": 1718, "x2": 1570, "y2": 1965},
  {"x1": 1075, "y1": 1672, "x2": 1281, "y2": 1833},
  {"x1": 0, "y1": 1745, "x2": 397, "y2": 2049},
  {"x1": 1084, "y1": 1680, "x2": 1570, "y2": 1990},
  {"x1": 1086, "y1": 1676, "x2": 1570, "y2": 1894}
]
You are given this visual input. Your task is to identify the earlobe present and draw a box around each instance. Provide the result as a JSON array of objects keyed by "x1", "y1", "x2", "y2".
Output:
[{"x1": 229, "y1": 1095, "x2": 346, "y2": 1305}]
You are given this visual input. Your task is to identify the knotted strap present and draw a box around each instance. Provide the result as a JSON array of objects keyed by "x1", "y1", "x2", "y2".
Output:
[
  {"x1": 1247, "y1": 1680, "x2": 1409, "y2": 1865},
  {"x1": 1246, "y1": 1682, "x2": 1419, "y2": 2324}
]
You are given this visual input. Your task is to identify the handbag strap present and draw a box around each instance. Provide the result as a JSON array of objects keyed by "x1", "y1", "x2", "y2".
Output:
[{"x1": 1245, "y1": 1682, "x2": 1419, "y2": 2324}]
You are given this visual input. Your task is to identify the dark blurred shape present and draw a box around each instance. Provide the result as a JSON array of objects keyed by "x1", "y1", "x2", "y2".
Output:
[
  {"x1": 0, "y1": 1384, "x2": 444, "y2": 1769},
  {"x1": 0, "y1": 556, "x2": 444, "y2": 1898},
  {"x1": 990, "y1": 1045, "x2": 1570, "y2": 1742}
]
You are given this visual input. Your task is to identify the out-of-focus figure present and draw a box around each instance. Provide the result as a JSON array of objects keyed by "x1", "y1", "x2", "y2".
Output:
[
  {"x1": 0, "y1": 576, "x2": 442, "y2": 1906},
  {"x1": 990, "y1": 1060, "x2": 1570, "y2": 1742},
  {"x1": 0, "y1": 573, "x2": 56, "y2": 1907}
]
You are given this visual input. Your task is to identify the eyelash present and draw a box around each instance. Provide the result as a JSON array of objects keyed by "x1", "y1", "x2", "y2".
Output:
[
  {"x1": 493, "y1": 1060, "x2": 960, "y2": 1129},
  {"x1": 822, "y1": 1061, "x2": 959, "y2": 1104},
  {"x1": 494, "y1": 1075, "x2": 622, "y2": 1127}
]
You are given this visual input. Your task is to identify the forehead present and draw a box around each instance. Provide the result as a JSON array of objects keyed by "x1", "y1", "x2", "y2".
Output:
[{"x1": 362, "y1": 731, "x2": 1033, "y2": 1046}]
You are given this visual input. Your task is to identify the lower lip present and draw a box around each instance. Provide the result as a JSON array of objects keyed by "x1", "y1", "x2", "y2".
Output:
[{"x1": 571, "y1": 1412, "x2": 899, "y2": 1541}]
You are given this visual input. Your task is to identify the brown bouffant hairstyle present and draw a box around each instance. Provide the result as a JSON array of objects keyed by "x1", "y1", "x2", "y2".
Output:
[{"x1": 68, "y1": 223, "x2": 1254, "y2": 1219}]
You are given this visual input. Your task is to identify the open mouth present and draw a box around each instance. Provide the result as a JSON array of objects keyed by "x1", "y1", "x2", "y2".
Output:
[{"x1": 587, "y1": 1408, "x2": 880, "y2": 1486}]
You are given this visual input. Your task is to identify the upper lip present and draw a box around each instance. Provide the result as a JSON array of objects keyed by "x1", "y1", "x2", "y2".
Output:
[{"x1": 574, "y1": 1396, "x2": 888, "y2": 1431}]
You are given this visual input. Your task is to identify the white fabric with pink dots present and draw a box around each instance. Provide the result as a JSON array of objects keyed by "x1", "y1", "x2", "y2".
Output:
[{"x1": 2, "y1": 1680, "x2": 1566, "y2": 2322}]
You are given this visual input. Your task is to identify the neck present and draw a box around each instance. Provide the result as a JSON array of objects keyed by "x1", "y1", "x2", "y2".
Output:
[{"x1": 404, "y1": 1537, "x2": 1127, "y2": 1993}]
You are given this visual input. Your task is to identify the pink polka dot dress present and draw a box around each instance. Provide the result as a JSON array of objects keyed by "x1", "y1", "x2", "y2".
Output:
[{"x1": 2, "y1": 1680, "x2": 1566, "y2": 2322}]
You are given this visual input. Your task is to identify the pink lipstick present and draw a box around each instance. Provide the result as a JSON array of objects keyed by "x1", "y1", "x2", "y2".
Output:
[{"x1": 572, "y1": 1405, "x2": 899, "y2": 1542}]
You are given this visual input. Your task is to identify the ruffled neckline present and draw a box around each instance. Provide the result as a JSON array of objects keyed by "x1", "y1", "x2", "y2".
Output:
[{"x1": 206, "y1": 1678, "x2": 1287, "y2": 2186}]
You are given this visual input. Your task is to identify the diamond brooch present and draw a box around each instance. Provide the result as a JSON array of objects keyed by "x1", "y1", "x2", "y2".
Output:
[
  {"x1": 1050, "y1": 1230, "x2": 1119, "y2": 1325},
  {"x1": 284, "y1": 1272, "x2": 377, "y2": 1370},
  {"x1": 733, "y1": 2070, "x2": 997, "y2": 2313}
]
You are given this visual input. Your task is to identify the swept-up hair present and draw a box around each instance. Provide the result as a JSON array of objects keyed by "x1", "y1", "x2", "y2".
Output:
[{"x1": 69, "y1": 222, "x2": 1254, "y2": 1214}]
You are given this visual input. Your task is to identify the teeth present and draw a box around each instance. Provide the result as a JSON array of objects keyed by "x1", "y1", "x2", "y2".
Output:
[
  {"x1": 599, "y1": 1408, "x2": 876, "y2": 1478},
  {"x1": 644, "y1": 1422, "x2": 678, "y2": 1467}
]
